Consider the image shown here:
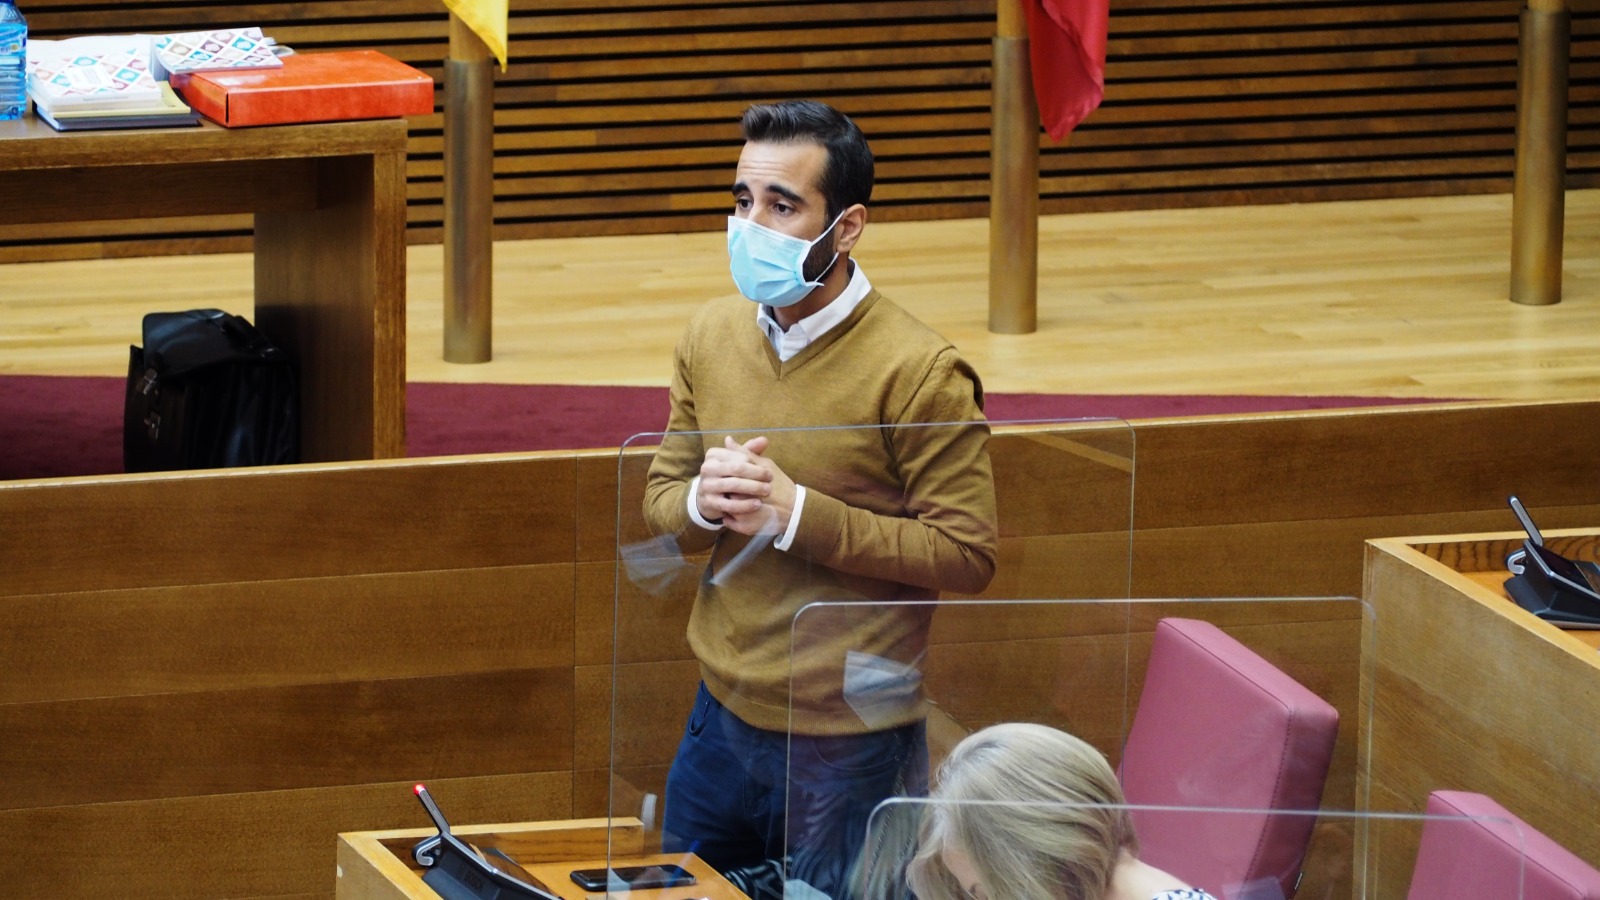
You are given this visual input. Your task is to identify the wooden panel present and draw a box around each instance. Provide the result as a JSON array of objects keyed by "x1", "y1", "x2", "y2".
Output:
[
  {"x1": 586, "y1": 559, "x2": 701, "y2": 667},
  {"x1": 0, "y1": 667, "x2": 574, "y2": 808},
  {"x1": 356, "y1": 833, "x2": 444, "y2": 900},
  {"x1": 0, "y1": 159, "x2": 318, "y2": 224},
  {"x1": 925, "y1": 632, "x2": 1138, "y2": 757},
  {"x1": 981, "y1": 532, "x2": 1134, "y2": 601},
  {"x1": 0, "y1": 211, "x2": 253, "y2": 242},
  {"x1": 0, "y1": 228, "x2": 254, "y2": 263},
  {"x1": 0, "y1": 773, "x2": 571, "y2": 900},
  {"x1": 572, "y1": 765, "x2": 674, "y2": 823},
  {"x1": 572, "y1": 767, "x2": 612, "y2": 821},
  {"x1": 573, "y1": 664, "x2": 613, "y2": 772},
  {"x1": 1362, "y1": 536, "x2": 1600, "y2": 897},
  {"x1": 575, "y1": 450, "x2": 631, "y2": 563},
  {"x1": 0, "y1": 565, "x2": 574, "y2": 704},
  {"x1": 575, "y1": 560, "x2": 618, "y2": 667},
  {"x1": 0, "y1": 454, "x2": 578, "y2": 597},
  {"x1": 990, "y1": 426, "x2": 1135, "y2": 537},
  {"x1": 929, "y1": 595, "x2": 1364, "y2": 647},
  {"x1": 255, "y1": 149, "x2": 408, "y2": 461},
  {"x1": 1129, "y1": 402, "x2": 1600, "y2": 530},
  {"x1": 614, "y1": 444, "x2": 669, "y2": 549},
  {"x1": 0, "y1": 116, "x2": 407, "y2": 168},
  {"x1": 338, "y1": 833, "x2": 429, "y2": 900},
  {"x1": 4, "y1": 1, "x2": 1595, "y2": 259},
  {"x1": 575, "y1": 661, "x2": 701, "y2": 772},
  {"x1": 1131, "y1": 504, "x2": 1600, "y2": 599}
]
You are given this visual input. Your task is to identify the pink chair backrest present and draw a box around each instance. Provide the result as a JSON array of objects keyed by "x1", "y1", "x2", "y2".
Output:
[
  {"x1": 1407, "y1": 791, "x2": 1600, "y2": 900},
  {"x1": 1119, "y1": 618, "x2": 1339, "y2": 900}
]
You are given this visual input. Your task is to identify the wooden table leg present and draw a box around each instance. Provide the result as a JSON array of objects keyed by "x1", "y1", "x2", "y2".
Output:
[{"x1": 256, "y1": 148, "x2": 408, "y2": 461}]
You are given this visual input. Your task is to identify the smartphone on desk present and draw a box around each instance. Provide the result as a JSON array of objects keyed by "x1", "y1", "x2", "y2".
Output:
[{"x1": 570, "y1": 864, "x2": 696, "y2": 892}]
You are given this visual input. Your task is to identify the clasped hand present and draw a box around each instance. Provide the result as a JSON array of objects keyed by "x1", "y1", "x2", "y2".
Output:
[{"x1": 696, "y1": 435, "x2": 797, "y2": 535}]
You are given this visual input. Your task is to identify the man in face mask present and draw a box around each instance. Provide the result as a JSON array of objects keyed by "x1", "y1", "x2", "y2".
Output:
[{"x1": 642, "y1": 100, "x2": 998, "y2": 898}]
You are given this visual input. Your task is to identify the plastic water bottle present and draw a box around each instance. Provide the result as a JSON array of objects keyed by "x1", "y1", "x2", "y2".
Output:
[{"x1": 0, "y1": 0, "x2": 25, "y2": 121}]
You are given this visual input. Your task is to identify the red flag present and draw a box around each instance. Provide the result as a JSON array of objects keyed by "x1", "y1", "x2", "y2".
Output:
[{"x1": 1028, "y1": 0, "x2": 1109, "y2": 141}]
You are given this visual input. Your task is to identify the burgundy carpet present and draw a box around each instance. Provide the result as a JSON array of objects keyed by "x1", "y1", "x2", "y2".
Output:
[{"x1": 0, "y1": 374, "x2": 1458, "y2": 481}]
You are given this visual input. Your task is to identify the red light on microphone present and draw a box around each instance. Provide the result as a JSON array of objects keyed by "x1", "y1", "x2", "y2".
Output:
[{"x1": 414, "y1": 783, "x2": 426, "y2": 795}]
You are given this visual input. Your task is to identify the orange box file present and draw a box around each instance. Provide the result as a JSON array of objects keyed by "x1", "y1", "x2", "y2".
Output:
[{"x1": 174, "y1": 49, "x2": 434, "y2": 127}]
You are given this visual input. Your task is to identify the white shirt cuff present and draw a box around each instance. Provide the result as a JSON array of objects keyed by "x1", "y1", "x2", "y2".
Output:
[
  {"x1": 775, "y1": 485, "x2": 806, "y2": 551},
  {"x1": 686, "y1": 476, "x2": 725, "y2": 531}
]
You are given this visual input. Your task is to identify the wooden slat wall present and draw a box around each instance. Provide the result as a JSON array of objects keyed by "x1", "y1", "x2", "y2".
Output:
[
  {"x1": 5, "y1": 401, "x2": 1600, "y2": 899},
  {"x1": 2, "y1": 0, "x2": 1594, "y2": 261}
]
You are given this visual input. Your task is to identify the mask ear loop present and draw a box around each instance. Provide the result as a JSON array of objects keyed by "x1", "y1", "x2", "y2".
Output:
[{"x1": 804, "y1": 208, "x2": 851, "y2": 285}]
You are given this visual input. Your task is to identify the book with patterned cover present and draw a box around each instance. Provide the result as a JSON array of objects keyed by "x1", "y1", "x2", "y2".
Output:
[
  {"x1": 26, "y1": 36, "x2": 163, "y2": 111},
  {"x1": 152, "y1": 27, "x2": 281, "y2": 78}
]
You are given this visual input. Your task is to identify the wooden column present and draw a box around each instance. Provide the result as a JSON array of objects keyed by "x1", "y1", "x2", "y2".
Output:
[
  {"x1": 444, "y1": 14, "x2": 495, "y2": 362},
  {"x1": 1509, "y1": 0, "x2": 1570, "y2": 306},
  {"x1": 989, "y1": 0, "x2": 1040, "y2": 334}
]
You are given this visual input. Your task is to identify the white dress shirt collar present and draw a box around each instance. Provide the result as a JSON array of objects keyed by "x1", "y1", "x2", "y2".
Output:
[{"x1": 756, "y1": 261, "x2": 872, "y2": 362}]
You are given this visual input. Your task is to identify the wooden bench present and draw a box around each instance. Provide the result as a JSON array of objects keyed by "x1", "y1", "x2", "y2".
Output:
[{"x1": 2, "y1": 400, "x2": 1597, "y2": 899}]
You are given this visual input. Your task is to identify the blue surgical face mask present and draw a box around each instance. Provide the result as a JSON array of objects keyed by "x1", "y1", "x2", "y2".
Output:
[{"x1": 727, "y1": 210, "x2": 846, "y2": 308}]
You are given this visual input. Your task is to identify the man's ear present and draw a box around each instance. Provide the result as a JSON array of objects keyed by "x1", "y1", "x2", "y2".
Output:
[{"x1": 834, "y1": 203, "x2": 869, "y2": 254}]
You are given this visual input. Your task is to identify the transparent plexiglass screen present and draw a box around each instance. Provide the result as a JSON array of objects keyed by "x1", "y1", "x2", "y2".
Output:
[
  {"x1": 601, "y1": 418, "x2": 1135, "y2": 883},
  {"x1": 861, "y1": 800, "x2": 1527, "y2": 900},
  {"x1": 780, "y1": 597, "x2": 1371, "y2": 900}
]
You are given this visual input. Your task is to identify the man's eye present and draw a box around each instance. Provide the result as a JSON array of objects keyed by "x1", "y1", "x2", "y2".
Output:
[
  {"x1": 734, "y1": 197, "x2": 751, "y2": 210},
  {"x1": 774, "y1": 203, "x2": 793, "y2": 215}
]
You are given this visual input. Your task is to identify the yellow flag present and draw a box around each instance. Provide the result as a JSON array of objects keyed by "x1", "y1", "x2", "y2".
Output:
[{"x1": 443, "y1": 0, "x2": 509, "y2": 69}]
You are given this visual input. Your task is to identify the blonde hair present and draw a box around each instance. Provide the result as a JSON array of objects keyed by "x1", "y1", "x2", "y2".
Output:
[{"x1": 905, "y1": 723, "x2": 1138, "y2": 900}]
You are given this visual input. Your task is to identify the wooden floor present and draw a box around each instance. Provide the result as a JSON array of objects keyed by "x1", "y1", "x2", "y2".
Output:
[{"x1": 3, "y1": 190, "x2": 1598, "y2": 400}]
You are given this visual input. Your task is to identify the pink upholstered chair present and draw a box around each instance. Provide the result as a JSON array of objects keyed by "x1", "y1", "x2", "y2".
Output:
[
  {"x1": 1407, "y1": 791, "x2": 1600, "y2": 900},
  {"x1": 1119, "y1": 617, "x2": 1340, "y2": 899}
]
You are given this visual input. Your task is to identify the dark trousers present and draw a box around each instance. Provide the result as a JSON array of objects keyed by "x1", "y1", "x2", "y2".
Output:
[{"x1": 662, "y1": 682, "x2": 927, "y2": 899}]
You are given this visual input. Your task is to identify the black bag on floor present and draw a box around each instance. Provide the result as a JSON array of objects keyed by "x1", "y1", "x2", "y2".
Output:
[{"x1": 124, "y1": 309, "x2": 300, "y2": 472}]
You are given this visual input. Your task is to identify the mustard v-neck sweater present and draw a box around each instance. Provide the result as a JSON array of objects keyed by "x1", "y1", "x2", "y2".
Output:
[{"x1": 644, "y1": 288, "x2": 998, "y2": 734}]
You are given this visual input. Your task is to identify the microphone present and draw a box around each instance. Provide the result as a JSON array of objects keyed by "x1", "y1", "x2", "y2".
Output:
[
  {"x1": 411, "y1": 783, "x2": 449, "y2": 866},
  {"x1": 414, "y1": 783, "x2": 451, "y2": 834}
]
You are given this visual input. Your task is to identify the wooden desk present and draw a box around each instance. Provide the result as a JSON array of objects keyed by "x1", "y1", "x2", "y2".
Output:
[
  {"x1": 337, "y1": 818, "x2": 746, "y2": 900},
  {"x1": 0, "y1": 117, "x2": 407, "y2": 461},
  {"x1": 1362, "y1": 529, "x2": 1600, "y2": 897}
]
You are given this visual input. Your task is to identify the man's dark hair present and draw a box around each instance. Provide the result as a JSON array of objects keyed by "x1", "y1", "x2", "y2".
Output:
[{"x1": 740, "y1": 100, "x2": 874, "y2": 221}]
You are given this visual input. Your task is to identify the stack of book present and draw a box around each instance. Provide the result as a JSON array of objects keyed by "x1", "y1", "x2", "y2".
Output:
[
  {"x1": 33, "y1": 81, "x2": 198, "y2": 131},
  {"x1": 22, "y1": 30, "x2": 432, "y2": 131},
  {"x1": 26, "y1": 34, "x2": 200, "y2": 131}
]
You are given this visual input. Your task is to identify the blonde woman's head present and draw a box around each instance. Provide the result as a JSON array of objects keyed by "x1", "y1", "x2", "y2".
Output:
[{"x1": 906, "y1": 723, "x2": 1137, "y2": 900}]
